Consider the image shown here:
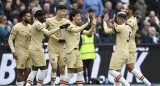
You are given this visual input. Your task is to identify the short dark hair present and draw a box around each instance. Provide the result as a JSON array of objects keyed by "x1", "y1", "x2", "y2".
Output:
[
  {"x1": 88, "y1": 8, "x2": 95, "y2": 13},
  {"x1": 117, "y1": 12, "x2": 127, "y2": 19},
  {"x1": 34, "y1": 10, "x2": 45, "y2": 18},
  {"x1": 69, "y1": 10, "x2": 80, "y2": 21},
  {"x1": 72, "y1": 1, "x2": 77, "y2": 5},
  {"x1": 56, "y1": 5, "x2": 67, "y2": 11},
  {"x1": 20, "y1": 9, "x2": 30, "y2": 19},
  {"x1": 128, "y1": 5, "x2": 135, "y2": 14}
]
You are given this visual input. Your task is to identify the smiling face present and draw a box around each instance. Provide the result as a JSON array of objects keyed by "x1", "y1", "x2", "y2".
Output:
[
  {"x1": 73, "y1": 13, "x2": 81, "y2": 24},
  {"x1": 57, "y1": 9, "x2": 67, "y2": 18}
]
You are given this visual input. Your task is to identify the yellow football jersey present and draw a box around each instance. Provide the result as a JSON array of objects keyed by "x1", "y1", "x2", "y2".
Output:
[
  {"x1": 127, "y1": 16, "x2": 138, "y2": 52},
  {"x1": 29, "y1": 20, "x2": 46, "y2": 49},
  {"x1": 10, "y1": 22, "x2": 31, "y2": 50},
  {"x1": 46, "y1": 17, "x2": 70, "y2": 50}
]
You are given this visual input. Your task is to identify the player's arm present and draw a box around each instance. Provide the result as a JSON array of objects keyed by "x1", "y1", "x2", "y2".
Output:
[
  {"x1": 8, "y1": 26, "x2": 18, "y2": 60},
  {"x1": 103, "y1": 13, "x2": 115, "y2": 34},
  {"x1": 67, "y1": 15, "x2": 90, "y2": 33},
  {"x1": 37, "y1": 23, "x2": 60, "y2": 36},
  {"x1": 103, "y1": 22, "x2": 115, "y2": 34},
  {"x1": 48, "y1": 35, "x2": 66, "y2": 43},
  {"x1": 126, "y1": 20, "x2": 134, "y2": 29},
  {"x1": 48, "y1": 35, "x2": 59, "y2": 41},
  {"x1": 8, "y1": 34, "x2": 16, "y2": 53},
  {"x1": 82, "y1": 15, "x2": 96, "y2": 35},
  {"x1": 67, "y1": 22, "x2": 89, "y2": 33},
  {"x1": 41, "y1": 28, "x2": 60, "y2": 36}
]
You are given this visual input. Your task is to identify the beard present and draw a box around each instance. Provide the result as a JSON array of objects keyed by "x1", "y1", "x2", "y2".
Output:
[
  {"x1": 126, "y1": 12, "x2": 129, "y2": 16},
  {"x1": 25, "y1": 19, "x2": 30, "y2": 24}
]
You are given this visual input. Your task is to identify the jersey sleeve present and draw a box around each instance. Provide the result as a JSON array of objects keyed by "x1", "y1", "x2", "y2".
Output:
[
  {"x1": 36, "y1": 23, "x2": 45, "y2": 32},
  {"x1": 45, "y1": 18, "x2": 49, "y2": 27},
  {"x1": 114, "y1": 25, "x2": 122, "y2": 32},
  {"x1": 127, "y1": 20, "x2": 135, "y2": 28},
  {"x1": 10, "y1": 26, "x2": 18, "y2": 36}
]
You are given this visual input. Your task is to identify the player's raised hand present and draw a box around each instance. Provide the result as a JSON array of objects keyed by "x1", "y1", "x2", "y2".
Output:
[
  {"x1": 103, "y1": 13, "x2": 108, "y2": 22},
  {"x1": 92, "y1": 15, "x2": 97, "y2": 25},
  {"x1": 109, "y1": 14, "x2": 116, "y2": 24},
  {"x1": 87, "y1": 14, "x2": 91, "y2": 24},
  {"x1": 13, "y1": 52, "x2": 18, "y2": 60}
]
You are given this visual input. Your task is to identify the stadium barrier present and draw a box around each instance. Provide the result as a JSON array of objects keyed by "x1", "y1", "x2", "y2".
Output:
[{"x1": 0, "y1": 44, "x2": 160, "y2": 85}]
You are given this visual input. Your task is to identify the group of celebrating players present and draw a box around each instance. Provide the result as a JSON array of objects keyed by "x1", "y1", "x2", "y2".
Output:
[{"x1": 8, "y1": 4, "x2": 152, "y2": 86}]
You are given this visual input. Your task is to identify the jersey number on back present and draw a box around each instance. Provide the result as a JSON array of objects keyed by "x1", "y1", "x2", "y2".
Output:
[{"x1": 127, "y1": 31, "x2": 131, "y2": 42}]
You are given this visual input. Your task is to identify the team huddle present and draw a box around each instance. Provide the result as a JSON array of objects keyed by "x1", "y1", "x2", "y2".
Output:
[{"x1": 8, "y1": 5, "x2": 152, "y2": 86}]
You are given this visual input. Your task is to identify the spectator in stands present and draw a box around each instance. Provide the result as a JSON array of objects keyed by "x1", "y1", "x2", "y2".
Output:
[
  {"x1": 0, "y1": 15, "x2": 13, "y2": 44},
  {"x1": 105, "y1": 1, "x2": 115, "y2": 19},
  {"x1": 83, "y1": 0, "x2": 104, "y2": 17},
  {"x1": 115, "y1": 2, "x2": 123, "y2": 14},
  {"x1": 77, "y1": 0, "x2": 83, "y2": 9},
  {"x1": 145, "y1": 27, "x2": 159, "y2": 44},
  {"x1": 110, "y1": 0, "x2": 121, "y2": 9},
  {"x1": 136, "y1": 15, "x2": 144, "y2": 30},
  {"x1": 0, "y1": 1, "x2": 4, "y2": 15},
  {"x1": 13, "y1": 0, "x2": 21, "y2": 11},
  {"x1": 135, "y1": 15, "x2": 144, "y2": 43},
  {"x1": 149, "y1": 16, "x2": 160, "y2": 33},
  {"x1": 13, "y1": 18, "x2": 18, "y2": 25},
  {"x1": 99, "y1": 8, "x2": 115, "y2": 43},
  {"x1": 145, "y1": 0, "x2": 160, "y2": 14},
  {"x1": 43, "y1": 3, "x2": 50, "y2": 15},
  {"x1": 48, "y1": 0, "x2": 56, "y2": 15},
  {"x1": 72, "y1": 2, "x2": 78, "y2": 11},
  {"x1": 28, "y1": 1, "x2": 36, "y2": 15},
  {"x1": 33, "y1": 0, "x2": 42, "y2": 9},
  {"x1": 141, "y1": 22, "x2": 150, "y2": 37},
  {"x1": 19, "y1": 3, "x2": 26, "y2": 12},
  {"x1": 144, "y1": 11, "x2": 159, "y2": 25},
  {"x1": 3, "y1": 1, "x2": 14, "y2": 22},
  {"x1": 135, "y1": 0, "x2": 147, "y2": 22},
  {"x1": 56, "y1": 0, "x2": 72, "y2": 9}
]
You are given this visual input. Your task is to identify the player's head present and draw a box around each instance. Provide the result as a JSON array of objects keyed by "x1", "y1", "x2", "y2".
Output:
[
  {"x1": 34, "y1": 10, "x2": 46, "y2": 23},
  {"x1": 117, "y1": 12, "x2": 127, "y2": 24},
  {"x1": 69, "y1": 10, "x2": 81, "y2": 24},
  {"x1": 88, "y1": 8, "x2": 95, "y2": 18},
  {"x1": 125, "y1": 5, "x2": 135, "y2": 15},
  {"x1": 20, "y1": 9, "x2": 31, "y2": 23},
  {"x1": 56, "y1": 5, "x2": 67, "y2": 18}
]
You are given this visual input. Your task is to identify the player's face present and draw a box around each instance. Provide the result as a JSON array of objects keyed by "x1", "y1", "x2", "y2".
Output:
[
  {"x1": 60, "y1": 9, "x2": 67, "y2": 18},
  {"x1": 116, "y1": 17, "x2": 123, "y2": 24},
  {"x1": 24, "y1": 13, "x2": 31, "y2": 23},
  {"x1": 39, "y1": 14, "x2": 46, "y2": 23},
  {"x1": 74, "y1": 13, "x2": 81, "y2": 24},
  {"x1": 125, "y1": 7, "x2": 129, "y2": 15}
]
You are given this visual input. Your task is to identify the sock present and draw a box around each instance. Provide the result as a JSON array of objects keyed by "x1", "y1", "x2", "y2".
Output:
[
  {"x1": 113, "y1": 79, "x2": 122, "y2": 86},
  {"x1": 17, "y1": 81, "x2": 24, "y2": 86},
  {"x1": 109, "y1": 70, "x2": 130, "y2": 86},
  {"x1": 26, "y1": 70, "x2": 38, "y2": 86},
  {"x1": 23, "y1": 81, "x2": 25, "y2": 85},
  {"x1": 77, "y1": 71, "x2": 83, "y2": 86},
  {"x1": 60, "y1": 75, "x2": 66, "y2": 86},
  {"x1": 37, "y1": 69, "x2": 48, "y2": 86},
  {"x1": 131, "y1": 68, "x2": 151, "y2": 86},
  {"x1": 64, "y1": 73, "x2": 74, "y2": 86},
  {"x1": 51, "y1": 72, "x2": 56, "y2": 86}
]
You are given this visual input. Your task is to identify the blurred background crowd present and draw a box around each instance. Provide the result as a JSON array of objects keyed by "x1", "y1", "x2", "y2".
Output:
[{"x1": 0, "y1": 0, "x2": 160, "y2": 45}]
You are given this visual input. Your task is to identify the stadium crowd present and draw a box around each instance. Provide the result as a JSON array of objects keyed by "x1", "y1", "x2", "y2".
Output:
[{"x1": 0, "y1": 0, "x2": 160, "y2": 45}]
